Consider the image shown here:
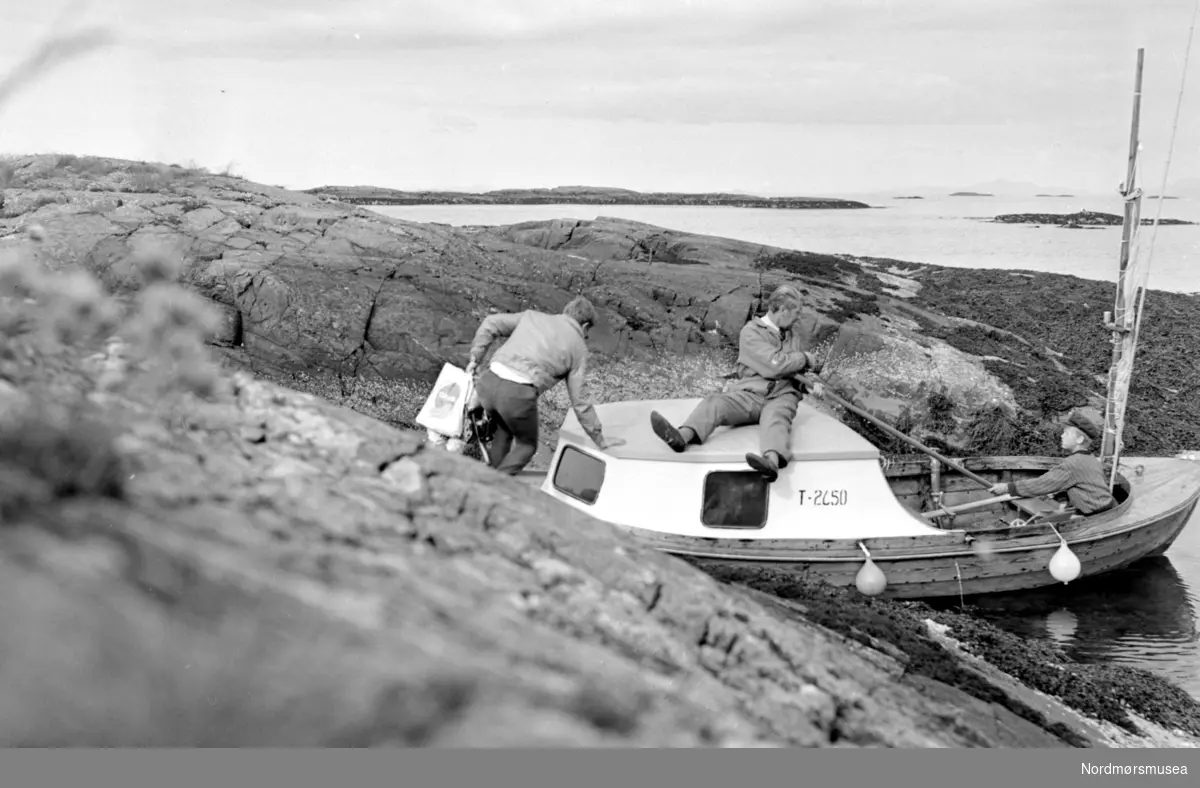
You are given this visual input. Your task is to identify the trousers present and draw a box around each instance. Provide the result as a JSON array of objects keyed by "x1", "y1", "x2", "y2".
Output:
[
  {"x1": 681, "y1": 386, "x2": 801, "y2": 462},
  {"x1": 475, "y1": 368, "x2": 540, "y2": 474}
]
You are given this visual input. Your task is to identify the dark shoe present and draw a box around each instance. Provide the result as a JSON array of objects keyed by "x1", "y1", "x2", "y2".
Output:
[
  {"x1": 745, "y1": 452, "x2": 779, "y2": 483},
  {"x1": 650, "y1": 411, "x2": 687, "y2": 453}
]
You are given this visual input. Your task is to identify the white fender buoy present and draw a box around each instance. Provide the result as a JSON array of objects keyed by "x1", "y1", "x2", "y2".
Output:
[
  {"x1": 855, "y1": 542, "x2": 887, "y2": 596},
  {"x1": 970, "y1": 537, "x2": 997, "y2": 561},
  {"x1": 1049, "y1": 540, "x2": 1081, "y2": 584}
]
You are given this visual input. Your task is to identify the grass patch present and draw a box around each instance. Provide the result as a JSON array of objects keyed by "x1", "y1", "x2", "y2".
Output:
[
  {"x1": 0, "y1": 154, "x2": 215, "y2": 197},
  {"x1": 962, "y1": 403, "x2": 1056, "y2": 456},
  {"x1": 1, "y1": 222, "x2": 229, "y2": 520},
  {"x1": 753, "y1": 249, "x2": 861, "y2": 283},
  {"x1": 0, "y1": 398, "x2": 127, "y2": 521},
  {"x1": 925, "y1": 387, "x2": 958, "y2": 434},
  {"x1": 825, "y1": 292, "x2": 881, "y2": 322},
  {"x1": 123, "y1": 161, "x2": 209, "y2": 194}
]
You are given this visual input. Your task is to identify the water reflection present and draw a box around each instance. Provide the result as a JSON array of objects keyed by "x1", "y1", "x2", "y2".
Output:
[{"x1": 930, "y1": 555, "x2": 1200, "y2": 700}]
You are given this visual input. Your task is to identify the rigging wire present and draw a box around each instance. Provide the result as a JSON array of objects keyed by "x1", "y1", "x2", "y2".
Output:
[{"x1": 1109, "y1": 0, "x2": 1200, "y2": 482}]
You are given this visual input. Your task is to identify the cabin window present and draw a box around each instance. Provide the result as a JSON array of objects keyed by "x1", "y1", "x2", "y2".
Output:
[
  {"x1": 701, "y1": 471, "x2": 769, "y2": 529},
  {"x1": 552, "y1": 446, "x2": 605, "y2": 505}
]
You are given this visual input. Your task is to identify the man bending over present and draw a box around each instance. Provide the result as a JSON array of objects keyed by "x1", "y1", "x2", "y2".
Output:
[{"x1": 466, "y1": 296, "x2": 624, "y2": 475}]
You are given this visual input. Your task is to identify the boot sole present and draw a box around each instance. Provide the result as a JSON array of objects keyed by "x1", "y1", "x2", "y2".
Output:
[
  {"x1": 650, "y1": 411, "x2": 687, "y2": 453},
  {"x1": 745, "y1": 453, "x2": 779, "y2": 483}
]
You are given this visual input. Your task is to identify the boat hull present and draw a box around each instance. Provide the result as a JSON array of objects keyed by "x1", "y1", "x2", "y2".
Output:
[
  {"x1": 523, "y1": 454, "x2": 1200, "y2": 599},
  {"x1": 665, "y1": 494, "x2": 1197, "y2": 599}
]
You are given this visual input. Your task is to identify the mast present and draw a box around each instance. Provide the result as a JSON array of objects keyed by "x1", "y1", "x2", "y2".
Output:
[{"x1": 1100, "y1": 48, "x2": 1145, "y2": 481}]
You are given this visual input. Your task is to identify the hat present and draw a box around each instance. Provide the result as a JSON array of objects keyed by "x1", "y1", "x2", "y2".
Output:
[{"x1": 1066, "y1": 409, "x2": 1102, "y2": 443}]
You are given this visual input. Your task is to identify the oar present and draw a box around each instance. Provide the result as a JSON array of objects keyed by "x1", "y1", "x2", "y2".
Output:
[
  {"x1": 797, "y1": 373, "x2": 995, "y2": 490},
  {"x1": 920, "y1": 493, "x2": 1015, "y2": 520}
]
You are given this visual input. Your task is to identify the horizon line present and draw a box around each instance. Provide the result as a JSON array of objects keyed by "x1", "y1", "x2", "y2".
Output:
[{"x1": 4, "y1": 151, "x2": 1196, "y2": 199}]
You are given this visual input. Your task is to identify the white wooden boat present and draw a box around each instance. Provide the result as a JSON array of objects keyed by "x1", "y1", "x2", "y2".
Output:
[{"x1": 520, "y1": 398, "x2": 1200, "y2": 599}]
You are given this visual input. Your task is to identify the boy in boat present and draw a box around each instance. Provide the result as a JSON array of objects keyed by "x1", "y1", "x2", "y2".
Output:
[
  {"x1": 465, "y1": 296, "x2": 625, "y2": 476},
  {"x1": 647, "y1": 284, "x2": 821, "y2": 483},
  {"x1": 987, "y1": 409, "x2": 1117, "y2": 515}
]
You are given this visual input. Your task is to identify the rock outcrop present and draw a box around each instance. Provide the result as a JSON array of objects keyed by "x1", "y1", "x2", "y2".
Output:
[
  {"x1": 8, "y1": 154, "x2": 1200, "y2": 460},
  {"x1": 0, "y1": 158, "x2": 1014, "y2": 451},
  {"x1": 7, "y1": 154, "x2": 1200, "y2": 459},
  {"x1": 4, "y1": 153, "x2": 1200, "y2": 747}
]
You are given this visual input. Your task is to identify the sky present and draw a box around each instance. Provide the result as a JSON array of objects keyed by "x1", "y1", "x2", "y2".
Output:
[{"x1": 3, "y1": 0, "x2": 1200, "y2": 196}]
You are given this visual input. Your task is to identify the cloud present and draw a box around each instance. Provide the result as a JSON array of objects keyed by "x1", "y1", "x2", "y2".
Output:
[
  {"x1": 427, "y1": 111, "x2": 479, "y2": 134},
  {"x1": 111, "y1": 0, "x2": 1090, "y2": 57},
  {"x1": 8, "y1": 0, "x2": 1198, "y2": 193},
  {"x1": 488, "y1": 80, "x2": 1031, "y2": 127},
  {"x1": 12, "y1": 0, "x2": 1190, "y2": 63},
  {"x1": 388, "y1": 31, "x2": 1129, "y2": 129}
]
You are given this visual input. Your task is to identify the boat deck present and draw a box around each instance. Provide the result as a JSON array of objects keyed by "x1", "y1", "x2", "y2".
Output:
[
  {"x1": 1073, "y1": 455, "x2": 1200, "y2": 537},
  {"x1": 558, "y1": 398, "x2": 880, "y2": 464}
]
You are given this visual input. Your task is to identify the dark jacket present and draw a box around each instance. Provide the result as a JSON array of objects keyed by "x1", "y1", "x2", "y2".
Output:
[{"x1": 1007, "y1": 450, "x2": 1116, "y2": 515}]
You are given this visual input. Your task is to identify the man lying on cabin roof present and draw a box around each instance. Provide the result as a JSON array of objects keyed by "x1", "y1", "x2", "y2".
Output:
[{"x1": 988, "y1": 409, "x2": 1117, "y2": 516}]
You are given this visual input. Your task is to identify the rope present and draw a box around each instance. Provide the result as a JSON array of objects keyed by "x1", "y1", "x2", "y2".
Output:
[{"x1": 1109, "y1": 0, "x2": 1200, "y2": 482}]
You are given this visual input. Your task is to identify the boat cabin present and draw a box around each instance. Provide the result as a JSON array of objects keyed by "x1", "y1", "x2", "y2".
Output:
[{"x1": 539, "y1": 398, "x2": 950, "y2": 540}]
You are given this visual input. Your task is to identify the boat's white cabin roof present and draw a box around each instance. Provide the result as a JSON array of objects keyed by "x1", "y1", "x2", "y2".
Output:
[{"x1": 558, "y1": 398, "x2": 880, "y2": 464}]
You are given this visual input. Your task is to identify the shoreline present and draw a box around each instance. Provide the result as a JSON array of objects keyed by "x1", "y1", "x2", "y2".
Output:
[{"x1": 304, "y1": 184, "x2": 872, "y2": 210}]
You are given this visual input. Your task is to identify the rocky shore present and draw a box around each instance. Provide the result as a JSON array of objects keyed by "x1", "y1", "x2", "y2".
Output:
[
  {"x1": 304, "y1": 184, "x2": 871, "y2": 210},
  {"x1": 2, "y1": 153, "x2": 1200, "y2": 747}
]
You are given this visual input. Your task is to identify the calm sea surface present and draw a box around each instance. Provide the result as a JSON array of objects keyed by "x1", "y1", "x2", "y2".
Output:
[{"x1": 372, "y1": 195, "x2": 1200, "y2": 699}]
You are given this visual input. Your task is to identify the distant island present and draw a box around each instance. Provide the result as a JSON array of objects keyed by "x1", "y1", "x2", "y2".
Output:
[
  {"x1": 992, "y1": 209, "x2": 1195, "y2": 227},
  {"x1": 1147, "y1": 195, "x2": 1180, "y2": 200},
  {"x1": 949, "y1": 191, "x2": 994, "y2": 197},
  {"x1": 303, "y1": 184, "x2": 871, "y2": 210},
  {"x1": 893, "y1": 195, "x2": 924, "y2": 200},
  {"x1": 1036, "y1": 193, "x2": 1075, "y2": 198}
]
